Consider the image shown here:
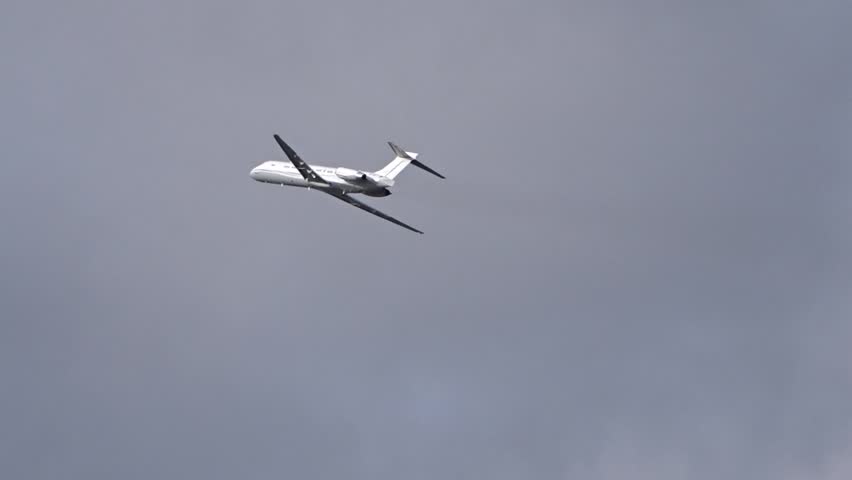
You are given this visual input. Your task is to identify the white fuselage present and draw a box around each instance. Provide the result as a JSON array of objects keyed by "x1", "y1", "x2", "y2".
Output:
[{"x1": 249, "y1": 161, "x2": 394, "y2": 195}]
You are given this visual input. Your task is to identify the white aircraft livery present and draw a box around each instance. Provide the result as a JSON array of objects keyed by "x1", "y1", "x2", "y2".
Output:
[{"x1": 250, "y1": 135, "x2": 444, "y2": 234}]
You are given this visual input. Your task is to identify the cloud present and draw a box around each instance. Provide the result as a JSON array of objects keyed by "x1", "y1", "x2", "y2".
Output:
[{"x1": 1, "y1": 1, "x2": 851, "y2": 479}]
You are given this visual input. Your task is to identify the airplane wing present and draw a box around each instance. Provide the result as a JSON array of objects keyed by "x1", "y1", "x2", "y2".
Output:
[
  {"x1": 273, "y1": 134, "x2": 330, "y2": 185},
  {"x1": 325, "y1": 192, "x2": 424, "y2": 234}
]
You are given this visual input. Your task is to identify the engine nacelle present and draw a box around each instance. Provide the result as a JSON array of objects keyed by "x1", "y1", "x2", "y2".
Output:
[{"x1": 335, "y1": 167, "x2": 369, "y2": 181}]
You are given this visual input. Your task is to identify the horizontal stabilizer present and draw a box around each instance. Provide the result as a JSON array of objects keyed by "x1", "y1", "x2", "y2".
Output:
[
  {"x1": 387, "y1": 142, "x2": 445, "y2": 179},
  {"x1": 387, "y1": 141, "x2": 413, "y2": 159},
  {"x1": 410, "y1": 159, "x2": 444, "y2": 179}
]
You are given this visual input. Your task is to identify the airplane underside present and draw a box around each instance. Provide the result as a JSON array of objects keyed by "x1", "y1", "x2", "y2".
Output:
[{"x1": 362, "y1": 187, "x2": 391, "y2": 197}]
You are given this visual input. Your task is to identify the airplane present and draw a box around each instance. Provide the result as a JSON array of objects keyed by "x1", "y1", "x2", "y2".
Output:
[{"x1": 250, "y1": 135, "x2": 444, "y2": 234}]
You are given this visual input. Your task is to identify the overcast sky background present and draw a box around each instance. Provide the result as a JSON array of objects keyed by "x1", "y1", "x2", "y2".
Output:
[{"x1": 2, "y1": 1, "x2": 851, "y2": 479}]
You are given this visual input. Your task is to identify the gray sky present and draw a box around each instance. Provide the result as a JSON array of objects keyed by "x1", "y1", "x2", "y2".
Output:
[{"x1": 2, "y1": 1, "x2": 851, "y2": 479}]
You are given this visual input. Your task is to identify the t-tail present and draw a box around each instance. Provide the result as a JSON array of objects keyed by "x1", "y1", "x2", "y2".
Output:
[{"x1": 376, "y1": 142, "x2": 445, "y2": 180}]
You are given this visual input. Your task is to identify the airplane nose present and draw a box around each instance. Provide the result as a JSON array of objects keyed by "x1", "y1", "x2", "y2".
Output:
[{"x1": 249, "y1": 167, "x2": 258, "y2": 179}]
